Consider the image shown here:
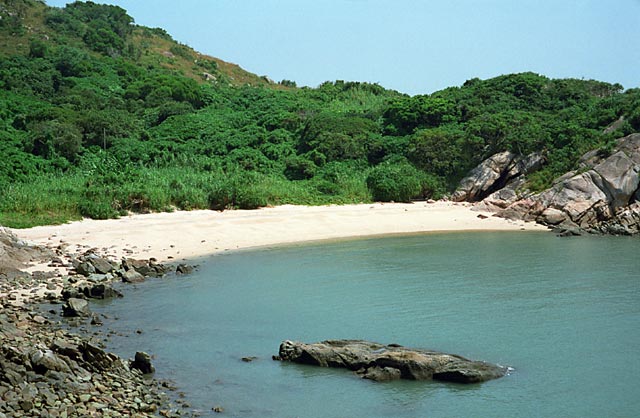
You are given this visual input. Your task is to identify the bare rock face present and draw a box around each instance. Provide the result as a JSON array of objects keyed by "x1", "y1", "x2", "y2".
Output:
[
  {"x1": 276, "y1": 340, "x2": 508, "y2": 384},
  {"x1": 496, "y1": 133, "x2": 640, "y2": 234},
  {"x1": 455, "y1": 133, "x2": 640, "y2": 235},
  {"x1": 452, "y1": 151, "x2": 544, "y2": 203}
]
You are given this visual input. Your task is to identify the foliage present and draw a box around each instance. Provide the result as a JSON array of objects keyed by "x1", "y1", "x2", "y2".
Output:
[
  {"x1": 366, "y1": 162, "x2": 422, "y2": 202},
  {"x1": 0, "y1": 2, "x2": 637, "y2": 227}
]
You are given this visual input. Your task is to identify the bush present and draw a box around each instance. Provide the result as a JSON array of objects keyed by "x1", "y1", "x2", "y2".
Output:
[
  {"x1": 366, "y1": 162, "x2": 422, "y2": 202},
  {"x1": 208, "y1": 172, "x2": 268, "y2": 210}
]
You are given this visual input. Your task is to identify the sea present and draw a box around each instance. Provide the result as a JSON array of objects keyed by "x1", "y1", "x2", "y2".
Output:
[{"x1": 92, "y1": 231, "x2": 640, "y2": 417}]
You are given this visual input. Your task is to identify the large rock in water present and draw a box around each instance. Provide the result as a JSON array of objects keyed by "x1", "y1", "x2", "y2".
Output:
[{"x1": 276, "y1": 340, "x2": 508, "y2": 384}]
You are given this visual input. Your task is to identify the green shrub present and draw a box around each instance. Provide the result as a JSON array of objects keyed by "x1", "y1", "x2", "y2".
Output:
[{"x1": 366, "y1": 162, "x2": 422, "y2": 202}]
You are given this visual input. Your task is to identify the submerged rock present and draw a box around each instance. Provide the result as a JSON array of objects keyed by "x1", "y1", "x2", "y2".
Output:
[{"x1": 276, "y1": 340, "x2": 508, "y2": 384}]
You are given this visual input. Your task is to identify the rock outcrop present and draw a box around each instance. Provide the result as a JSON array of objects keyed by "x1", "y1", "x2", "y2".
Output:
[
  {"x1": 275, "y1": 340, "x2": 508, "y2": 384},
  {"x1": 454, "y1": 133, "x2": 640, "y2": 235},
  {"x1": 452, "y1": 151, "x2": 544, "y2": 204}
]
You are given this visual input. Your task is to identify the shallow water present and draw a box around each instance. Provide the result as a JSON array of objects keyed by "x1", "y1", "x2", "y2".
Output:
[{"x1": 94, "y1": 232, "x2": 640, "y2": 417}]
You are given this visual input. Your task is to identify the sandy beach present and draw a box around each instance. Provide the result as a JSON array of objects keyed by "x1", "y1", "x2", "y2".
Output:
[{"x1": 13, "y1": 201, "x2": 548, "y2": 263}]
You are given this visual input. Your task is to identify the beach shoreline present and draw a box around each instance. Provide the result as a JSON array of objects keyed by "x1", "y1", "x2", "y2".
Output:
[{"x1": 12, "y1": 201, "x2": 549, "y2": 264}]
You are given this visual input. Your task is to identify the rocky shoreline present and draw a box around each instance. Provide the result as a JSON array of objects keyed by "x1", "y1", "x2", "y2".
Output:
[
  {"x1": 0, "y1": 228, "x2": 200, "y2": 417},
  {"x1": 452, "y1": 133, "x2": 640, "y2": 236}
]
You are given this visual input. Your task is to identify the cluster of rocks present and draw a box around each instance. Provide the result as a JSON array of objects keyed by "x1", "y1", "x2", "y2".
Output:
[
  {"x1": 0, "y1": 228, "x2": 199, "y2": 417},
  {"x1": 275, "y1": 340, "x2": 508, "y2": 384},
  {"x1": 1, "y1": 306, "x2": 169, "y2": 417},
  {"x1": 453, "y1": 133, "x2": 640, "y2": 236}
]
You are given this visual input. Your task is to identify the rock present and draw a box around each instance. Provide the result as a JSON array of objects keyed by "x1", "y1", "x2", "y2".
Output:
[
  {"x1": 30, "y1": 349, "x2": 71, "y2": 374},
  {"x1": 75, "y1": 262, "x2": 95, "y2": 277},
  {"x1": 90, "y1": 313, "x2": 103, "y2": 325},
  {"x1": 358, "y1": 365, "x2": 402, "y2": 382},
  {"x1": 122, "y1": 258, "x2": 171, "y2": 278},
  {"x1": 538, "y1": 207, "x2": 567, "y2": 225},
  {"x1": 61, "y1": 287, "x2": 85, "y2": 301},
  {"x1": 51, "y1": 339, "x2": 82, "y2": 361},
  {"x1": 452, "y1": 151, "x2": 544, "y2": 203},
  {"x1": 480, "y1": 133, "x2": 640, "y2": 235},
  {"x1": 176, "y1": 264, "x2": 193, "y2": 275},
  {"x1": 131, "y1": 351, "x2": 155, "y2": 374},
  {"x1": 87, "y1": 257, "x2": 114, "y2": 274},
  {"x1": 62, "y1": 298, "x2": 91, "y2": 317},
  {"x1": 80, "y1": 342, "x2": 120, "y2": 372},
  {"x1": 121, "y1": 270, "x2": 145, "y2": 284},
  {"x1": 277, "y1": 340, "x2": 508, "y2": 384},
  {"x1": 82, "y1": 284, "x2": 123, "y2": 300}
]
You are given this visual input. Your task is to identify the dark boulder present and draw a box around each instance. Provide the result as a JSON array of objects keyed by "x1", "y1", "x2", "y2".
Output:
[
  {"x1": 82, "y1": 283, "x2": 123, "y2": 299},
  {"x1": 277, "y1": 340, "x2": 508, "y2": 384},
  {"x1": 131, "y1": 351, "x2": 155, "y2": 374},
  {"x1": 122, "y1": 258, "x2": 171, "y2": 278},
  {"x1": 176, "y1": 263, "x2": 194, "y2": 275}
]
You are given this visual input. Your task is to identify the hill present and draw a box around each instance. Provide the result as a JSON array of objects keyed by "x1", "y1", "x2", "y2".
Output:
[{"x1": 1, "y1": 0, "x2": 639, "y2": 228}]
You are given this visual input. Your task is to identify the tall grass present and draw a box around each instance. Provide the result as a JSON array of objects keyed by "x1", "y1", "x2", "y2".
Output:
[
  {"x1": 0, "y1": 164, "x2": 376, "y2": 228},
  {"x1": 0, "y1": 173, "x2": 84, "y2": 228}
]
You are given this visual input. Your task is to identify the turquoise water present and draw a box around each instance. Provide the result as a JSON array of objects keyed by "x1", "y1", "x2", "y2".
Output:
[{"x1": 96, "y1": 232, "x2": 640, "y2": 417}]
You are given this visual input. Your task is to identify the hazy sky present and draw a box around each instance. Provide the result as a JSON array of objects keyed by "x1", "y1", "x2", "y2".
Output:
[{"x1": 46, "y1": 0, "x2": 640, "y2": 96}]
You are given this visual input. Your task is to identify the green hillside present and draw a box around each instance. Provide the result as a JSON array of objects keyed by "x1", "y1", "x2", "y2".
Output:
[{"x1": 1, "y1": 0, "x2": 639, "y2": 227}]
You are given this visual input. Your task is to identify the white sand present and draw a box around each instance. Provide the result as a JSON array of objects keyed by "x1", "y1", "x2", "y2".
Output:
[{"x1": 13, "y1": 201, "x2": 548, "y2": 263}]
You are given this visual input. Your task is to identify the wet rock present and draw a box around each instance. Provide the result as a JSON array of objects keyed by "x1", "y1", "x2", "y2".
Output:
[
  {"x1": 62, "y1": 298, "x2": 91, "y2": 317},
  {"x1": 358, "y1": 365, "x2": 402, "y2": 382},
  {"x1": 122, "y1": 258, "x2": 171, "y2": 278},
  {"x1": 277, "y1": 339, "x2": 508, "y2": 384},
  {"x1": 121, "y1": 270, "x2": 145, "y2": 283},
  {"x1": 131, "y1": 351, "x2": 155, "y2": 374},
  {"x1": 82, "y1": 283, "x2": 123, "y2": 300},
  {"x1": 176, "y1": 264, "x2": 193, "y2": 275}
]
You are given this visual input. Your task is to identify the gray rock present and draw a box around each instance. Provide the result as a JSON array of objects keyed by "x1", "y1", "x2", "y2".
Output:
[
  {"x1": 490, "y1": 133, "x2": 640, "y2": 234},
  {"x1": 277, "y1": 340, "x2": 508, "y2": 384},
  {"x1": 62, "y1": 298, "x2": 91, "y2": 317},
  {"x1": 76, "y1": 262, "x2": 95, "y2": 277},
  {"x1": 121, "y1": 270, "x2": 145, "y2": 283},
  {"x1": 452, "y1": 151, "x2": 517, "y2": 202},
  {"x1": 30, "y1": 349, "x2": 71, "y2": 374},
  {"x1": 538, "y1": 207, "x2": 567, "y2": 225},
  {"x1": 176, "y1": 264, "x2": 193, "y2": 275},
  {"x1": 358, "y1": 365, "x2": 402, "y2": 382},
  {"x1": 88, "y1": 257, "x2": 114, "y2": 274},
  {"x1": 453, "y1": 151, "x2": 544, "y2": 203}
]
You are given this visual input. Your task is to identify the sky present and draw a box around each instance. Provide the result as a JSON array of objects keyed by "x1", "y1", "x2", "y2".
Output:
[{"x1": 45, "y1": 0, "x2": 640, "y2": 96}]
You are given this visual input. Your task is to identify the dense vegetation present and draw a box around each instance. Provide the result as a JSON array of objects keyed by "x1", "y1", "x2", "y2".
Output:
[{"x1": 1, "y1": 0, "x2": 639, "y2": 227}]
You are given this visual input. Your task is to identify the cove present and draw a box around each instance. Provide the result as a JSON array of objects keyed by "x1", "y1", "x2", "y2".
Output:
[{"x1": 93, "y1": 232, "x2": 640, "y2": 417}]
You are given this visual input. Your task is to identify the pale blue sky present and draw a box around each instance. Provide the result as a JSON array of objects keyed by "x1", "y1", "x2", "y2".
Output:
[{"x1": 46, "y1": 0, "x2": 640, "y2": 95}]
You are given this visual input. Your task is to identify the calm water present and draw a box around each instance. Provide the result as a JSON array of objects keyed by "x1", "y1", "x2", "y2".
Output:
[{"x1": 94, "y1": 232, "x2": 640, "y2": 417}]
